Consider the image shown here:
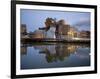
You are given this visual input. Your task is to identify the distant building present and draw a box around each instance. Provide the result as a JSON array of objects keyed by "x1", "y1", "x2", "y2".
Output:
[
  {"x1": 46, "y1": 26, "x2": 56, "y2": 39},
  {"x1": 45, "y1": 17, "x2": 56, "y2": 29},
  {"x1": 79, "y1": 31, "x2": 90, "y2": 38},
  {"x1": 38, "y1": 18, "x2": 79, "y2": 39},
  {"x1": 67, "y1": 27, "x2": 78, "y2": 38},
  {"x1": 21, "y1": 24, "x2": 27, "y2": 35},
  {"x1": 56, "y1": 24, "x2": 70, "y2": 39},
  {"x1": 29, "y1": 30, "x2": 45, "y2": 39},
  {"x1": 21, "y1": 24, "x2": 28, "y2": 39},
  {"x1": 56, "y1": 20, "x2": 78, "y2": 39},
  {"x1": 39, "y1": 18, "x2": 56, "y2": 39}
]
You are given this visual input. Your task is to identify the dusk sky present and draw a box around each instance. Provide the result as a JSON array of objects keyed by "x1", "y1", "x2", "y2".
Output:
[{"x1": 21, "y1": 9, "x2": 91, "y2": 32}]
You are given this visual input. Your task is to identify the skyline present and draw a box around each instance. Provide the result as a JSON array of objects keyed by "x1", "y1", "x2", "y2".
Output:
[{"x1": 21, "y1": 9, "x2": 90, "y2": 32}]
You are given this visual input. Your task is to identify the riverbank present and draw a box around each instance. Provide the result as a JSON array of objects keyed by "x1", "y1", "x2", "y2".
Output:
[{"x1": 21, "y1": 38, "x2": 90, "y2": 43}]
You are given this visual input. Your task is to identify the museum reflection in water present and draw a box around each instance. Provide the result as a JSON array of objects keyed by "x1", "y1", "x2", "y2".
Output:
[{"x1": 21, "y1": 43, "x2": 90, "y2": 69}]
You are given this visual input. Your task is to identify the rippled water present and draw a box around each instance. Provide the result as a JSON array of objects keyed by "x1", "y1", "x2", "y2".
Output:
[{"x1": 21, "y1": 42, "x2": 90, "y2": 69}]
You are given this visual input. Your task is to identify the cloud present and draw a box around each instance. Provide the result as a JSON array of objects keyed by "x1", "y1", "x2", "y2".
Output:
[{"x1": 73, "y1": 18, "x2": 90, "y2": 27}]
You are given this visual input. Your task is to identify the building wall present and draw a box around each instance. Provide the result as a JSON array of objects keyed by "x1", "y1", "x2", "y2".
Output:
[
  {"x1": 67, "y1": 27, "x2": 78, "y2": 38},
  {"x1": 29, "y1": 30, "x2": 45, "y2": 39},
  {"x1": 79, "y1": 31, "x2": 90, "y2": 38},
  {"x1": 46, "y1": 26, "x2": 56, "y2": 39},
  {"x1": 56, "y1": 24, "x2": 78, "y2": 39}
]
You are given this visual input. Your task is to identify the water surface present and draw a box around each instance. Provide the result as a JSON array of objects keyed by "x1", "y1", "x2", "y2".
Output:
[{"x1": 21, "y1": 42, "x2": 90, "y2": 69}]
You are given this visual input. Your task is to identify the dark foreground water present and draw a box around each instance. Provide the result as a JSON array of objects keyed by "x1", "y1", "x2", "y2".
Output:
[{"x1": 21, "y1": 42, "x2": 90, "y2": 69}]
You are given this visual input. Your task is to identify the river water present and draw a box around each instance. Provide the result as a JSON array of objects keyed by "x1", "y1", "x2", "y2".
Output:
[{"x1": 21, "y1": 42, "x2": 90, "y2": 69}]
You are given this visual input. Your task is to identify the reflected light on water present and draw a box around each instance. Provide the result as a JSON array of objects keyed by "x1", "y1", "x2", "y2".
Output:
[{"x1": 21, "y1": 42, "x2": 90, "y2": 69}]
